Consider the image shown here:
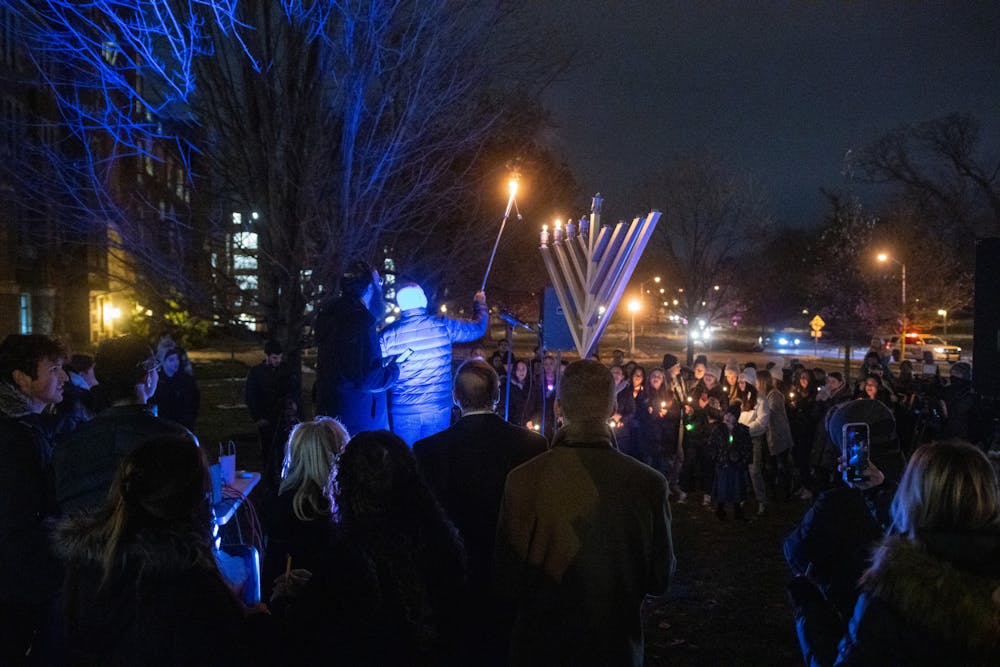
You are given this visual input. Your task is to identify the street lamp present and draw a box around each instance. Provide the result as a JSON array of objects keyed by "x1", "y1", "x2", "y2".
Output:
[
  {"x1": 877, "y1": 252, "x2": 907, "y2": 360},
  {"x1": 627, "y1": 299, "x2": 641, "y2": 355},
  {"x1": 937, "y1": 309, "x2": 948, "y2": 337},
  {"x1": 639, "y1": 275, "x2": 662, "y2": 298}
]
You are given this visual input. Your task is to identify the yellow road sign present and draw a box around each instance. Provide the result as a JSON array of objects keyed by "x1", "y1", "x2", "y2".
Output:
[{"x1": 809, "y1": 315, "x2": 825, "y2": 331}]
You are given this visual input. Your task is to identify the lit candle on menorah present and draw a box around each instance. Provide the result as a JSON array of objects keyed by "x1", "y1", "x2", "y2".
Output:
[{"x1": 538, "y1": 194, "x2": 661, "y2": 358}]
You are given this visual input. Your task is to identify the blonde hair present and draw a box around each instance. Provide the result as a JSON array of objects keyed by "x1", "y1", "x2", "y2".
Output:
[
  {"x1": 891, "y1": 439, "x2": 1000, "y2": 537},
  {"x1": 280, "y1": 417, "x2": 350, "y2": 521}
]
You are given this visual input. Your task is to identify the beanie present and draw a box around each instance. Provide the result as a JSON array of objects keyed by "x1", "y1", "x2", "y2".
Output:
[{"x1": 396, "y1": 283, "x2": 428, "y2": 311}]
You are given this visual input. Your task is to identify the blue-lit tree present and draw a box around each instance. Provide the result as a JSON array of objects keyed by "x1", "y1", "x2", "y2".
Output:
[{"x1": 10, "y1": 0, "x2": 567, "y2": 351}]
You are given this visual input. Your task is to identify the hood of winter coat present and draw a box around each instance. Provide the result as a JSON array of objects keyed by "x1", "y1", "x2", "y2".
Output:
[
  {"x1": 859, "y1": 532, "x2": 1000, "y2": 655},
  {"x1": 0, "y1": 381, "x2": 33, "y2": 418},
  {"x1": 54, "y1": 512, "x2": 215, "y2": 578}
]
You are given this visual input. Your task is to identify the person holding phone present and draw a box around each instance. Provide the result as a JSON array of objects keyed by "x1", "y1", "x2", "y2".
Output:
[
  {"x1": 380, "y1": 283, "x2": 489, "y2": 445},
  {"x1": 792, "y1": 440, "x2": 1000, "y2": 665},
  {"x1": 784, "y1": 399, "x2": 904, "y2": 621}
]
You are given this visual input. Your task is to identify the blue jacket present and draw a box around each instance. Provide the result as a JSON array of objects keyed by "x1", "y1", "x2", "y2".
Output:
[{"x1": 380, "y1": 303, "x2": 488, "y2": 414}]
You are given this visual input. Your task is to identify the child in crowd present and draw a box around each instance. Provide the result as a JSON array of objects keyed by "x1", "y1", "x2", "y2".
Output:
[{"x1": 709, "y1": 402, "x2": 753, "y2": 520}]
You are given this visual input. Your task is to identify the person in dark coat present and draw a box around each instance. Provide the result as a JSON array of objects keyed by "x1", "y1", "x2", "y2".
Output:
[
  {"x1": 54, "y1": 353, "x2": 98, "y2": 434},
  {"x1": 313, "y1": 260, "x2": 399, "y2": 434},
  {"x1": 498, "y1": 358, "x2": 532, "y2": 426},
  {"x1": 413, "y1": 359, "x2": 547, "y2": 664},
  {"x1": 245, "y1": 340, "x2": 301, "y2": 496},
  {"x1": 262, "y1": 417, "x2": 348, "y2": 601},
  {"x1": 279, "y1": 430, "x2": 466, "y2": 665},
  {"x1": 0, "y1": 334, "x2": 68, "y2": 663},
  {"x1": 152, "y1": 346, "x2": 200, "y2": 430},
  {"x1": 710, "y1": 403, "x2": 752, "y2": 520},
  {"x1": 495, "y1": 360, "x2": 675, "y2": 667},
  {"x1": 56, "y1": 436, "x2": 273, "y2": 666},
  {"x1": 790, "y1": 440, "x2": 1000, "y2": 666},
  {"x1": 784, "y1": 399, "x2": 904, "y2": 621},
  {"x1": 526, "y1": 354, "x2": 559, "y2": 439},
  {"x1": 788, "y1": 368, "x2": 821, "y2": 500},
  {"x1": 610, "y1": 364, "x2": 637, "y2": 457},
  {"x1": 54, "y1": 335, "x2": 195, "y2": 515},
  {"x1": 940, "y1": 361, "x2": 983, "y2": 446}
]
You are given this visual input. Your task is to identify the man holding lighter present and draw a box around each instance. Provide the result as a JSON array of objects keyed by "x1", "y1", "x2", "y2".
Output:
[{"x1": 380, "y1": 283, "x2": 489, "y2": 445}]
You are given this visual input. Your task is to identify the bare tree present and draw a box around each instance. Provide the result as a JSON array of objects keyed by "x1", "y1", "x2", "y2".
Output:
[
  {"x1": 805, "y1": 191, "x2": 881, "y2": 340},
  {"x1": 640, "y1": 156, "x2": 773, "y2": 364},
  {"x1": 856, "y1": 113, "x2": 1000, "y2": 238},
  {"x1": 11, "y1": 0, "x2": 569, "y2": 359}
]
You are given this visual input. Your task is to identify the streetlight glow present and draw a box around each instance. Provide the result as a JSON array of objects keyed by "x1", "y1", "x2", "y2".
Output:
[
  {"x1": 508, "y1": 178, "x2": 519, "y2": 196},
  {"x1": 627, "y1": 299, "x2": 640, "y2": 355},
  {"x1": 876, "y1": 252, "x2": 907, "y2": 359}
]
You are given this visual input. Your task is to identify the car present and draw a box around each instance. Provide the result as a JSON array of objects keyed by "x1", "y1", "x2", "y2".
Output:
[
  {"x1": 758, "y1": 331, "x2": 802, "y2": 351},
  {"x1": 884, "y1": 333, "x2": 961, "y2": 362}
]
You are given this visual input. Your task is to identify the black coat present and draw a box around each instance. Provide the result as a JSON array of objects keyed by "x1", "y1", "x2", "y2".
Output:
[
  {"x1": 783, "y1": 486, "x2": 892, "y2": 620},
  {"x1": 314, "y1": 296, "x2": 398, "y2": 434},
  {"x1": 0, "y1": 415, "x2": 62, "y2": 623},
  {"x1": 245, "y1": 361, "x2": 300, "y2": 424},
  {"x1": 53, "y1": 405, "x2": 195, "y2": 514},
  {"x1": 282, "y1": 523, "x2": 466, "y2": 666},
  {"x1": 261, "y1": 490, "x2": 336, "y2": 601},
  {"x1": 152, "y1": 370, "x2": 200, "y2": 430},
  {"x1": 792, "y1": 530, "x2": 1000, "y2": 666},
  {"x1": 56, "y1": 516, "x2": 273, "y2": 666},
  {"x1": 498, "y1": 378, "x2": 532, "y2": 426},
  {"x1": 414, "y1": 413, "x2": 547, "y2": 597}
]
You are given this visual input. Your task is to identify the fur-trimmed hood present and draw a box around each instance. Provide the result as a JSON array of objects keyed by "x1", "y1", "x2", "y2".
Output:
[
  {"x1": 0, "y1": 380, "x2": 32, "y2": 418},
  {"x1": 859, "y1": 531, "x2": 1000, "y2": 655},
  {"x1": 54, "y1": 512, "x2": 215, "y2": 579}
]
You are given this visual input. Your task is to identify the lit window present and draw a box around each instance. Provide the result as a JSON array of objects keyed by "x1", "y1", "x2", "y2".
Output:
[
  {"x1": 232, "y1": 212, "x2": 242, "y2": 226},
  {"x1": 18, "y1": 294, "x2": 31, "y2": 333},
  {"x1": 233, "y1": 254, "x2": 257, "y2": 271},
  {"x1": 233, "y1": 231, "x2": 257, "y2": 250}
]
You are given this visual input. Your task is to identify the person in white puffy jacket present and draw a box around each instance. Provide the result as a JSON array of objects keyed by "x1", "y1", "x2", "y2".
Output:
[
  {"x1": 380, "y1": 283, "x2": 489, "y2": 446},
  {"x1": 739, "y1": 368, "x2": 793, "y2": 514}
]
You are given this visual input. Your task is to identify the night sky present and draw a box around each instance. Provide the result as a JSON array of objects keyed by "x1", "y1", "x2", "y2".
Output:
[{"x1": 533, "y1": 1, "x2": 1000, "y2": 226}]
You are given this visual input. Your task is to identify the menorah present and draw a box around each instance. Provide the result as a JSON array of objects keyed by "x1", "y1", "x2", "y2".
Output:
[{"x1": 539, "y1": 195, "x2": 661, "y2": 358}]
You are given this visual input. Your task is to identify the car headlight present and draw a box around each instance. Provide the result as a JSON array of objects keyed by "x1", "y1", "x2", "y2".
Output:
[
  {"x1": 793, "y1": 338, "x2": 800, "y2": 345},
  {"x1": 934, "y1": 347, "x2": 944, "y2": 353},
  {"x1": 778, "y1": 337, "x2": 788, "y2": 345}
]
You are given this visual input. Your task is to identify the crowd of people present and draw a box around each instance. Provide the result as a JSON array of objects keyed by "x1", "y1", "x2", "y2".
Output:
[{"x1": 0, "y1": 259, "x2": 996, "y2": 665}]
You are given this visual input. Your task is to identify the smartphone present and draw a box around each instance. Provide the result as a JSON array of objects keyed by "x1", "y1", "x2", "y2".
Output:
[
  {"x1": 395, "y1": 348, "x2": 414, "y2": 364},
  {"x1": 842, "y1": 422, "x2": 870, "y2": 484}
]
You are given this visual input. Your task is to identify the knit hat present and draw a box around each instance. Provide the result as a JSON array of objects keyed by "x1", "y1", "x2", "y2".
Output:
[
  {"x1": 395, "y1": 283, "x2": 428, "y2": 311},
  {"x1": 739, "y1": 367, "x2": 757, "y2": 386},
  {"x1": 950, "y1": 361, "x2": 972, "y2": 381},
  {"x1": 704, "y1": 364, "x2": 721, "y2": 379},
  {"x1": 662, "y1": 353, "x2": 679, "y2": 369},
  {"x1": 826, "y1": 398, "x2": 903, "y2": 483},
  {"x1": 95, "y1": 335, "x2": 156, "y2": 392},
  {"x1": 725, "y1": 358, "x2": 740, "y2": 374}
]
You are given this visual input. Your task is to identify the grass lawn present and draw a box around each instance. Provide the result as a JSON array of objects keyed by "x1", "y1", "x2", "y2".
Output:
[{"x1": 643, "y1": 499, "x2": 807, "y2": 666}]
